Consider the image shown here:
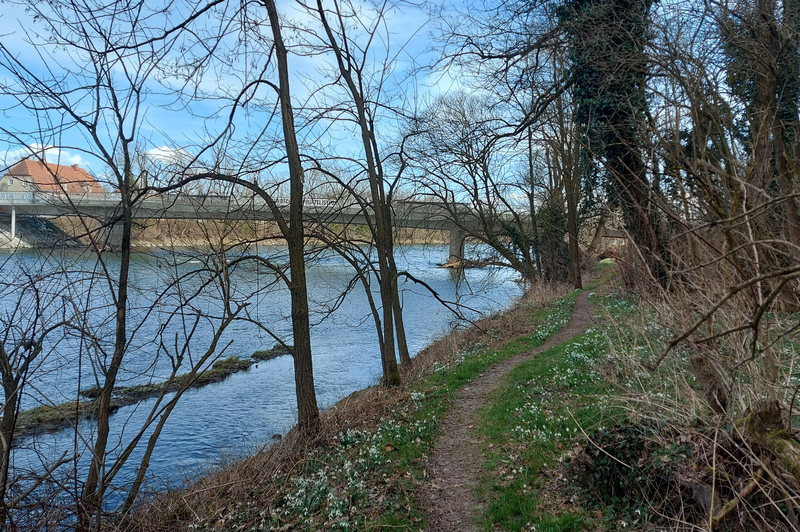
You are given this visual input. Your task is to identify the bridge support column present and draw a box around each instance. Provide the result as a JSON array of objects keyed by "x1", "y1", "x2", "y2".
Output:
[
  {"x1": 99, "y1": 222, "x2": 125, "y2": 251},
  {"x1": 448, "y1": 228, "x2": 465, "y2": 265},
  {"x1": 10, "y1": 206, "x2": 15, "y2": 240}
]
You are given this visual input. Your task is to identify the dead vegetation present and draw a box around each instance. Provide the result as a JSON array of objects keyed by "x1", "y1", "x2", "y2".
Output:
[
  {"x1": 115, "y1": 281, "x2": 571, "y2": 532},
  {"x1": 569, "y1": 237, "x2": 800, "y2": 531}
]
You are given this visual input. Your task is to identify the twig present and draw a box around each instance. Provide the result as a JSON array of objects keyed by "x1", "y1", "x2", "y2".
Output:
[
  {"x1": 182, "y1": 496, "x2": 201, "y2": 521},
  {"x1": 710, "y1": 422, "x2": 719, "y2": 529},
  {"x1": 711, "y1": 469, "x2": 763, "y2": 528},
  {"x1": 9, "y1": 451, "x2": 72, "y2": 507},
  {"x1": 566, "y1": 407, "x2": 632, "y2": 470}
]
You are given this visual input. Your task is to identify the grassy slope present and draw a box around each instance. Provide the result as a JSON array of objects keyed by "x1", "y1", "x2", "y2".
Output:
[
  {"x1": 477, "y1": 291, "x2": 623, "y2": 532},
  {"x1": 129, "y1": 258, "x2": 800, "y2": 532},
  {"x1": 127, "y1": 264, "x2": 641, "y2": 532}
]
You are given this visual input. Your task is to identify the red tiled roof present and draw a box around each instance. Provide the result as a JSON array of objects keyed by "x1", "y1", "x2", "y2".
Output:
[{"x1": 7, "y1": 158, "x2": 104, "y2": 195}]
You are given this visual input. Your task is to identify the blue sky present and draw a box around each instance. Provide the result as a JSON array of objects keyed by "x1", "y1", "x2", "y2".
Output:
[{"x1": 0, "y1": 0, "x2": 461, "y2": 183}]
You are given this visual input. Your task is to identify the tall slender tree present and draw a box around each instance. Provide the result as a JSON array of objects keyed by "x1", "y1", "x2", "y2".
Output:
[
  {"x1": 263, "y1": 0, "x2": 321, "y2": 430},
  {"x1": 299, "y1": 0, "x2": 410, "y2": 384}
]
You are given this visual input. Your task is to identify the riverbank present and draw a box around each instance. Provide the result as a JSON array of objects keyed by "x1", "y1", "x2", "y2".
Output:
[
  {"x1": 130, "y1": 220, "x2": 450, "y2": 249},
  {"x1": 119, "y1": 256, "x2": 800, "y2": 532},
  {"x1": 121, "y1": 272, "x2": 582, "y2": 530},
  {"x1": 0, "y1": 216, "x2": 450, "y2": 250},
  {"x1": 0, "y1": 216, "x2": 80, "y2": 249}
]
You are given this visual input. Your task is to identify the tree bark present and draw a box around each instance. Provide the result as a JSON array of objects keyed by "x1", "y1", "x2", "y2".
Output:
[
  {"x1": 315, "y1": 0, "x2": 400, "y2": 385},
  {"x1": 392, "y1": 277, "x2": 411, "y2": 366},
  {"x1": 265, "y1": 0, "x2": 320, "y2": 430},
  {"x1": 81, "y1": 180, "x2": 133, "y2": 530}
]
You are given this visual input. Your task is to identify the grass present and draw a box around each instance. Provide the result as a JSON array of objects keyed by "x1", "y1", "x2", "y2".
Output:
[
  {"x1": 466, "y1": 262, "x2": 656, "y2": 532},
  {"x1": 469, "y1": 279, "x2": 726, "y2": 532},
  {"x1": 127, "y1": 284, "x2": 578, "y2": 531},
  {"x1": 477, "y1": 299, "x2": 615, "y2": 531},
  {"x1": 228, "y1": 295, "x2": 577, "y2": 531},
  {"x1": 16, "y1": 400, "x2": 113, "y2": 437},
  {"x1": 126, "y1": 257, "x2": 800, "y2": 532},
  {"x1": 251, "y1": 343, "x2": 294, "y2": 361}
]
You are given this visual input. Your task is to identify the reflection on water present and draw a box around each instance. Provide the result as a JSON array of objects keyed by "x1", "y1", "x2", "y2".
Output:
[{"x1": 4, "y1": 244, "x2": 522, "y2": 502}]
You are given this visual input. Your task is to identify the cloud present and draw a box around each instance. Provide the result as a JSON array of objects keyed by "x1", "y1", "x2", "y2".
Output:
[
  {"x1": 142, "y1": 146, "x2": 207, "y2": 179},
  {"x1": 146, "y1": 146, "x2": 193, "y2": 166},
  {"x1": 2, "y1": 144, "x2": 89, "y2": 170}
]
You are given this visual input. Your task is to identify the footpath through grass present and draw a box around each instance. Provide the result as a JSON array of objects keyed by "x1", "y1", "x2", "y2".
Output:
[
  {"x1": 130, "y1": 264, "x2": 649, "y2": 532},
  {"x1": 132, "y1": 286, "x2": 578, "y2": 531},
  {"x1": 135, "y1": 260, "x2": 792, "y2": 532},
  {"x1": 478, "y1": 292, "x2": 616, "y2": 532},
  {"x1": 237, "y1": 295, "x2": 576, "y2": 531},
  {"x1": 473, "y1": 280, "x2": 675, "y2": 532}
]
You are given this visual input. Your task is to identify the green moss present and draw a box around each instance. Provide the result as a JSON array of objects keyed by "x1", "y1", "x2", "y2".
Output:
[
  {"x1": 18, "y1": 356, "x2": 256, "y2": 437},
  {"x1": 17, "y1": 403, "x2": 81, "y2": 434},
  {"x1": 383, "y1": 369, "x2": 401, "y2": 386},
  {"x1": 187, "y1": 356, "x2": 253, "y2": 387},
  {"x1": 252, "y1": 344, "x2": 294, "y2": 361},
  {"x1": 16, "y1": 399, "x2": 121, "y2": 437},
  {"x1": 766, "y1": 429, "x2": 800, "y2": 481},
  {"x1": 80, "y1": 385, "x2": 102, "y2": 398},
  {"x1": 123, "y1": 382, "x2": 164, "y2": 400},
  {"x1": 210, "y1": 356, "x2": 252, "y2": 373}
]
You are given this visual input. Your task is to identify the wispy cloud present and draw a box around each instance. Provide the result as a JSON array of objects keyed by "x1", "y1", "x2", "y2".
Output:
[
  {"x1": 146, "y1": 146, "x2": 193, "y2": 166},
  {"x1": 2, "y1": 144, "x2": 88, "y2": 170}
]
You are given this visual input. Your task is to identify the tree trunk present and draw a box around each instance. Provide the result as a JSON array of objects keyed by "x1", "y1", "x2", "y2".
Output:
[
  {"x1": 778, "y1": 0, "x2": 800, "y2": 251},
  {"x1": 528, "y1": 128, "x2": 543, "y2": 277},
  {"x1": 566, "y1": 179, "x2": 582, "y2": 289},
  {"x1": 315, "y1": 0, "x2": 400, "y2": 385},
  {"x1": 0, "y1": 356, "x2": 18, "y2": 518},
  {"x1": 386, "y1": 222, "x2": 410, "y2": 366},
  {"x1": 392, "y1": 280, "x2": 411, "y2": 366},
  {"x1": 265, "y1": 0, "x2": 320, "y2": 431},
  {"x1": 81, "y1": 191, "x2": 133, "y2": 531}
]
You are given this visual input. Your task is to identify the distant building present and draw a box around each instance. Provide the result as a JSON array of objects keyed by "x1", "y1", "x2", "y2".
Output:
[{"x1": 0, "y1": 158, "x2": 104, "y2": 195}]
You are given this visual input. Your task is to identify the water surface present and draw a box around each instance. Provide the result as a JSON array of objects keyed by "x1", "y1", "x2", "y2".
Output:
[{"x1": 3, "y1": 244, "x2": 522, "y2": 501}]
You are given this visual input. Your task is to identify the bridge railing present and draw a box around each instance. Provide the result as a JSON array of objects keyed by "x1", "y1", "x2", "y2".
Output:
[
  {"x1": 0, "y1": 191, "x2": 478, "y2": 231},
  {"x1": 0, "y1": 192, "x2": 36, "y2": 203},
  {"x1": 0, "y1": 191, "x2": 340, "y2": 209},
  {"x1": 0, "y1": 191, "x2": 110, "y2": 205}
]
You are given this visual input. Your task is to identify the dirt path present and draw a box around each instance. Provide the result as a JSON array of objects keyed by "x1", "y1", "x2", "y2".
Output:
[{"x1": 423, "y1": 290, "x2": 594, "y2": 532}]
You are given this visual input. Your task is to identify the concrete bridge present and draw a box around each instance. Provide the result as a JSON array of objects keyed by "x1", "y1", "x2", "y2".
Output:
[{"x1": 0, "y1": 191, "x2": 475, "y2": 262}]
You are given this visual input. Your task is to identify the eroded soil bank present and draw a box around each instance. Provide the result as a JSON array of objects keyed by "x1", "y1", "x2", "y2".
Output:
[{"x1": 0, "y1": 216, "x2": 449, "y2": 250}]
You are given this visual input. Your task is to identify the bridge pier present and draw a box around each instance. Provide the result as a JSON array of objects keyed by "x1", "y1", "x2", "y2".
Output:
[
  {"x1": 99, "y1": 222, "x2": 125, "y2": 251},
  {"x1": 10, "y1": 206, "x2": 15, "y2": 240},
  {"x1": 448, "y1": 228, "x2": 465, "y2": 265}
]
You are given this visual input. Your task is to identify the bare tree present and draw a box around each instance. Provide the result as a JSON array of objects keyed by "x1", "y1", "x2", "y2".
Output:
[
  {"x1": 277, "y1": 0, "x2": 428, "y2": 383},
  {"x1": 257, "y1": 0, "x2": 321, "y2": 430},
  {"x1": 0, "y1": 1, "x2": 265, "y2": 527},
  {"x1": 404, "y1": 92, "x2": 545, "y2": 279}
]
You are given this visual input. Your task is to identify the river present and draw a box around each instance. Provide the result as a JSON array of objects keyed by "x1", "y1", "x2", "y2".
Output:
[{"x1": 3, "y1": 244, "x2": 522, "y2": 506}]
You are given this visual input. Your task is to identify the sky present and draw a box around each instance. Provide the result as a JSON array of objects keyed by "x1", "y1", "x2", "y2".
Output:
[{"x1": 0, "y1": 0, "x2": 462, "y2": 184}]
